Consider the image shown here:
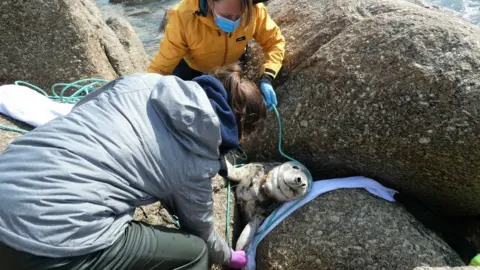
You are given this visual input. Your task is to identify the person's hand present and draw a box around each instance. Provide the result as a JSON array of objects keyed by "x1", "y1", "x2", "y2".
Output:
[
  {"x1": 228, "y1": 250, "x2": 248, "y2": 269},
  {"x1": 260, "y1": 81, "x2": 277, "y2": 110}
]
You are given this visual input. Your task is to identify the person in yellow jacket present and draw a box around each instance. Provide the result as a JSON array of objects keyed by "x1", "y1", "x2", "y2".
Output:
[{"x1": 147, "y1": 0, "x2": 286, "y2": 108}]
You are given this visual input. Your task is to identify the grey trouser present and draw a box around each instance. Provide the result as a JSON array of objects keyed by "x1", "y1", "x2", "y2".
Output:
[{"x1": 0, "y1": 221, "x2": 209, "y2": 270}]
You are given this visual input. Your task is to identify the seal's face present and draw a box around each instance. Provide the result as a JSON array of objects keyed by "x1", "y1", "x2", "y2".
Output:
[{"x1": 263, "y1": 161, "x2": 309, "y2": 202}]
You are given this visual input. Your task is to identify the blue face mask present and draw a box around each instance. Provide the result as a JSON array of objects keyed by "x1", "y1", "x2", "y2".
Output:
[{"x1": 214, "y1": 9, "x2": 241, "y2": 33}]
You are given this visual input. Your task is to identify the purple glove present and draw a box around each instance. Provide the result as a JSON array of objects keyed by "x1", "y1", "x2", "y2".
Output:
[{"x1": 228, "y1": 250, "x2": 248, "y2": 269}]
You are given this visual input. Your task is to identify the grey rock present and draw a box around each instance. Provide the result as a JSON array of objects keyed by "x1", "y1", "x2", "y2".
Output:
[
  {"x1": 255, "y1": 189, "x2": 464, "y2": 269},
  {"x1": 106, "y1": 16, "x2": 149, "y2": 72},
  {"x1": 243, "y1": 0, "x2": 480, "y2": 216},
  {"x1": 210, "y1": 174, "x2": 238, "y2": 251},
  {"x1": 465, "y1": 221, "x2": 480, "y2": 254},
  {"x1": 0, "y1": 114, "x2": 29, "y2": 153},
  {"x1": 110, "y1": 0, "x2": 165, "y2": 5},
  {"x1": 126, "y1": 8, "x2": 153, "y2": 16},
  {"x1": 413, "y1": 266, "x2": 480, "y2": 270},
  {"x1": 210, "y1": 174, "x2": 239, "y2": 270},
  {"x1": 0, "y1": 0, "x2": 148, "y2": 90},
  {"x1": 133, "y1": 201, "x2": 178, "y2": 228}
]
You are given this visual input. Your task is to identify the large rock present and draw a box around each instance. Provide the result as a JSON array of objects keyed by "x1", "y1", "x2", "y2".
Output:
[
  {"x1": 132, "y1": 201, "x2": 178, "y2": 228},
  {"x1": 0, "y1": 114, "x2": 28, "y2": 152},
  {"x1": 0, "y1": 0, "x2": 148, "y2": 90},
  {"x1": 256, "y1": 189, "x2": 464, "y2": 269},
  {"x1": 106, "y1": 17, "x2": 150, "y2": 72},
  {"x1": 110, "y1": 0, "x2": 165, "y2": 5},
  {"x1": 413, "y1": 266, "x2": 480, "y2": 270},
  {"x1": 243, "y1": 0, "x2": 480, "y2": 216}
]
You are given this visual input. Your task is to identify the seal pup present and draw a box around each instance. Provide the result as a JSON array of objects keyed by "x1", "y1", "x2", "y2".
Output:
[{"x1": 225, "y1": 160, "x2": 309, "y2": 251}]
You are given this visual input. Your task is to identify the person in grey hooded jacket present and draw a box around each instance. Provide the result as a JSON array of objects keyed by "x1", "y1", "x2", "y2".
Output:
[{"x1": 0, "y1": 63, "x2": 266, "y2": 270}]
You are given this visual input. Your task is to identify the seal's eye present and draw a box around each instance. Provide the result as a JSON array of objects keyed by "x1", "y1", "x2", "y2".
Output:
[
  {"x1": 292, "y1": 165, "x2": 299, "y2": 170},
  {"x1": 295, "y1": 177, "x2": 302, "y2": 183}
]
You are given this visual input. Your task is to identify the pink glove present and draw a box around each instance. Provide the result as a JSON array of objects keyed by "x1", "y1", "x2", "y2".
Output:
[{"x1": 228, "y1": 250, "x2": 248, "y2": 269}]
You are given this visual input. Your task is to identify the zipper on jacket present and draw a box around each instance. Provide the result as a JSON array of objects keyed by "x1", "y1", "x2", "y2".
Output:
[{"x1": 223, "y1": 33, "x2": 228, "y2": 65}]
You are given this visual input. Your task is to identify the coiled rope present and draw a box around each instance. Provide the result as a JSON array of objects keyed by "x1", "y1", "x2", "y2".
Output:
[{"x1": 0, "y1": 78, "x2": 108, "y2": 133}]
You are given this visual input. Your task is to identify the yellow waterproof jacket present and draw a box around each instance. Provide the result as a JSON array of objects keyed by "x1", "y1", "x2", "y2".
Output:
[{"x1": 147, "y1": 0, "x2": 286, "y2": 79}]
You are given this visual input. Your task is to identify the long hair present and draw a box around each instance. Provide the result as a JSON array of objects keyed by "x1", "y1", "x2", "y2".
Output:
[{"x1": 210, "y1": 63, "x2": 267, "y2": 142}]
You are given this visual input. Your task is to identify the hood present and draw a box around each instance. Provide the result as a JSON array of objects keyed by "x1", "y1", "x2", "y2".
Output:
[
  {"x1": 192, "y1": 75, "x2": 239, "y2": 155},
  {"x1": 149, "y1": 75, "x2": 223, "y2": 159}
]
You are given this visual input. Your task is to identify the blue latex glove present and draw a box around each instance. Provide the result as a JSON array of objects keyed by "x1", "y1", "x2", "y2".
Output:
[{"x1": 260, "y1": 81, "x2": 277, "y2": 110}]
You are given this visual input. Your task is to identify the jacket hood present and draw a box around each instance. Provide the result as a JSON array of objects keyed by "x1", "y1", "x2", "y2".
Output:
[
  {"x1": 192, "y1": 75, "x2": 239, "y2": 155},
  {"x1": 149, "y1": 75, "x2": 223, "y2": 159}
]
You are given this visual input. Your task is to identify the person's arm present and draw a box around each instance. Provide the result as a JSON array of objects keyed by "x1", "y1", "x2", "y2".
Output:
[
  {"x1": 252, "y1": 4, "x2": 286, "y2": 80},
  {"x1": 147, "y1": 9, "x2": 188, "y2": 75},
  {"x1": 172, "y1": 177, "x2": 232, "y2": 265}
]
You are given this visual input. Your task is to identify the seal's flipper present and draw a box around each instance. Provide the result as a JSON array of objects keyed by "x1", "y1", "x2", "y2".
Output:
[
  {"x1": 225, "y1": 160, "x2": 250, "y2": 182},
  {"x1": 227, "y1": 162, "x2": 265, "y2": 183},
  {"x1": 225, "y1": 159, "x2": 244, "y2": 182},
  {"x1": 235, "y1": 215, "x2": 265, "y2": 251}
]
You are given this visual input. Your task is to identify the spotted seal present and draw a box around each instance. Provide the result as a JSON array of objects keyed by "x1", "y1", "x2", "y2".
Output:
[{"x1": 225, "y1": 160, "x2": 309, "y2": 251}]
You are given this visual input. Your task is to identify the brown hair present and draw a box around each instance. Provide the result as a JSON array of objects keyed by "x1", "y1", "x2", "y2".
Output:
[
  {"x1": 211, "y1": 63, "x2": 267, "y2": 142},
  {"x1": 208, "y1": 0, "x2": 254, "y2": 25}
]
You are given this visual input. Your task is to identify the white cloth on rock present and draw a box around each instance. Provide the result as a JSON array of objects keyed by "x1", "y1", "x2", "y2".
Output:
[{"x1": 0, "y1": 84, "x2": 73, "y2": 127}]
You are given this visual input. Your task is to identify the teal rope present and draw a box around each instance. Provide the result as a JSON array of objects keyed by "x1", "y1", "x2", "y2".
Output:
[
  {"x1": 272, "y1": 106, "x2": 299, "y2": 163},
  {"x1": 244, "y1": 105, "x2": 313, "y2": 254},
  {"x1": 0, "y1": 79, "x2": 108, "y2": 133},
  {"x1": 225, "y1": 148, "x2": 248, "y2": 246},
  {"x1": 249, "y1": 105, "x2": 313, "y2": 233},
  {"x1": 272, "y1": 105, "x2": 313, "y2": 192},
  {"x1": 15, "y1": 78, "x2": 108, "y2": 103},
  {"x1": 226, "y1": 176, "x2": 231, "y2": 246},
  {"x1": 0, "y1": 125, "x2": 29, "y2": 134},
  {"x1": 225, "y1": 104, "x2": 314, "y2": 251}
]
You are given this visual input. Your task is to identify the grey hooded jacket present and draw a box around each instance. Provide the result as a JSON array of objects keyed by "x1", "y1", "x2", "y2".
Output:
[{"x1": 0, "y1": 73, "x2": 231, "y2": 265}]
